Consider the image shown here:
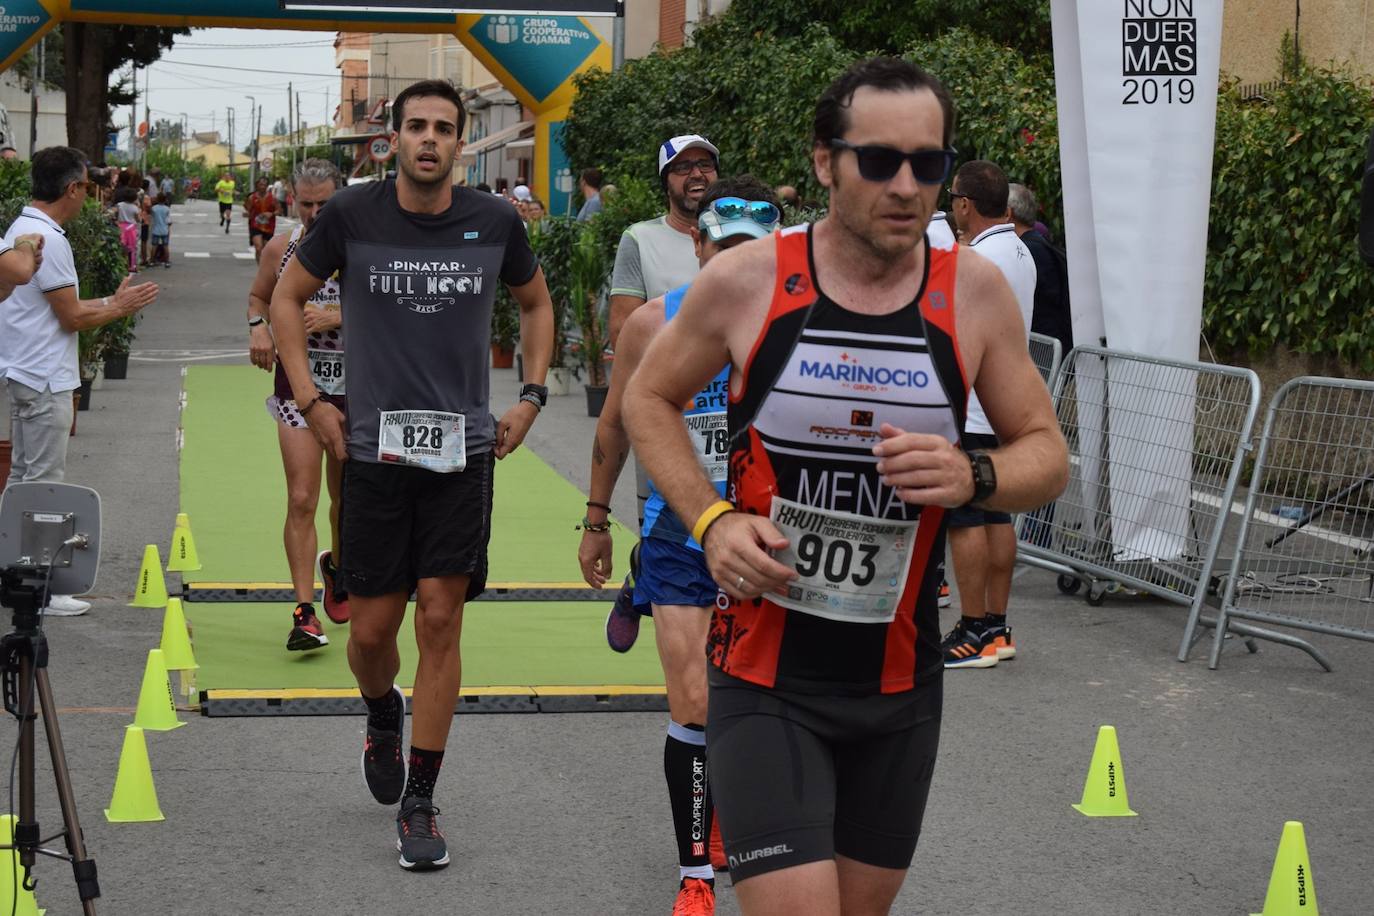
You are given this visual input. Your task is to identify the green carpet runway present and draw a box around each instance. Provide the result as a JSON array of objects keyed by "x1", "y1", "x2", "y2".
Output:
[{"x1": 176, "y1": 366, "x2": 662, "y2": 715}]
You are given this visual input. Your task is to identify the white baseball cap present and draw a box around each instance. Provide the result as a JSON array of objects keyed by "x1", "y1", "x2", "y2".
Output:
[
  {"x1": 512, "y1": 184, "x2": 532, "y2": 201},
  {"x1": 658, "y1": 135, "x2": 720, "y2": 175}
]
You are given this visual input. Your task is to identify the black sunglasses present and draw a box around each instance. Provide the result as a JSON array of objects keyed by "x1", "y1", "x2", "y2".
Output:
[{"x1": 829, "y1": 139, "x2": 956, "y2": 185}]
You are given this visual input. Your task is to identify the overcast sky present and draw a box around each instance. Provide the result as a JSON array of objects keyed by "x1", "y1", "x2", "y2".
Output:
[{"x1": 110, "y1": 28, "x2": 359, "y2": 148}]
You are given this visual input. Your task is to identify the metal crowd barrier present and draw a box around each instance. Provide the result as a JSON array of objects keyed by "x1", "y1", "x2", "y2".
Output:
[
  {"x1": 1016, "y1": 347, "x2": 1261, "y2": 648},
  {"x1": 1028, "y1": 332, "x2": 1063, "y2": 388},
  {"x1": 1199, "y1": 377, "x2": 1374, "y2": 670}
]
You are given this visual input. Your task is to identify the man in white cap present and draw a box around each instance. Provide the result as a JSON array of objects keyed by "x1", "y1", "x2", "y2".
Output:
[
  {"x1": 601, "y1": 134, "x2": 721, "y2": 657},
  {"x1": 608, "y1": 134, "x2": 719, "y2": 348}
]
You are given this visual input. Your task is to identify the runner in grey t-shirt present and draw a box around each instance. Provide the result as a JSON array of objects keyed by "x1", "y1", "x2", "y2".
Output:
[
  {"x1": 607, "y1": 134, "x2": 720, "y2": 349},
  {"x1": 269, "y1": 79, "x2": 556, "y2": 875}
]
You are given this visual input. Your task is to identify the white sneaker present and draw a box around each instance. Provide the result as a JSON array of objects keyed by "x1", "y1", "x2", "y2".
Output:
[{"x1": 44, "y1": 595, "x2": 91, "y2": 617}]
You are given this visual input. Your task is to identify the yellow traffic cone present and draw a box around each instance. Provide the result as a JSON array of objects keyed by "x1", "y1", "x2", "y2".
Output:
[
  {"x1": 130, "y1": 545, "x2": 169, "y2": 609},
  {"x1": 158, "y1": 598, "x2": 198, "y2": 672},
  {"x1": 1072, "y1": 725, "x2": 1137, "y2": 817},
  {"x1": 1251, "y1": 821, "x2": 1318, "y2": 915},
  {"x1": 104, "y1": 726, "x2": 165, "y2": 823},
  {"x1": 132, "y1": 649, "x2": 185, "y2": 732},
  {"x1": 166, "y1": 513, "x2": 201, "y2": 572},
  {"x1": 0, "y1": 815, "x2": 43, "y2": 914}
]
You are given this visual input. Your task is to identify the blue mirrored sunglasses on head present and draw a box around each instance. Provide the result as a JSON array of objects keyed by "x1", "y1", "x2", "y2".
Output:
[
  {"x1": 829, "y1": 140, "x2": 957, "y2": 185},
  {"x1": 706, "y1": 197, "x2": 781, "y2": 227}
]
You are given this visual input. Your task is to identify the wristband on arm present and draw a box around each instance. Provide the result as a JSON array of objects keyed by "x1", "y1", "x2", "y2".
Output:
[{"x1": 692, "y1": 500, "x2": 736, "y2": 546}]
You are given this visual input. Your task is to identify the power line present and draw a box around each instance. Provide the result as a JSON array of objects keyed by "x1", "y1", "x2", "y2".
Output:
[{"x1": 151, "y1": 57, "x2": 436, "y2": 81}]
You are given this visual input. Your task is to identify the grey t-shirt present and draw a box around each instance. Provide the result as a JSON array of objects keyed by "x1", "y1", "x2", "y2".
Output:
[
  {"x1": 609, "y1": 215, "x2": 697, "y2": 302},
  {"x1": 296, "y1": 180, "x2": 538, "y2": 463},
  {"x1": 576, "y1": 193, "x2": 602, "y2": 222}
]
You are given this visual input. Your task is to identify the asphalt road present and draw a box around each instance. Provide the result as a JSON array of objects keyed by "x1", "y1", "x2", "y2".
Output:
[{"x1": 1, "y1": 199, "x2": 1369, "y2": 916}]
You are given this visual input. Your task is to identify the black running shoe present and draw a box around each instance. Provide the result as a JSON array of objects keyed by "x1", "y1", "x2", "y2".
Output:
[
  {"x1": 361, "y1": 685, "x2": 406, "y2": 804},
  {"x1": 396, "y1": 797, "x2": 450, "y2": 871}
]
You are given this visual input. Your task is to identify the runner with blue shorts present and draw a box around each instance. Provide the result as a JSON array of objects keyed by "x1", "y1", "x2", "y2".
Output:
[{"x1": 577, "y1": 176, "x2": 782, "y2": 916}]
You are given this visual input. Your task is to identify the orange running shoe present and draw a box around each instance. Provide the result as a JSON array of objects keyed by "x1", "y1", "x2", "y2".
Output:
[
  {"x1": 937, "y1": 579, "x2": 951, "y2": 608},
  {"x1": 672, "y1": 877, "x2": 715, "y2": 916},
  {"x1": 709, "y1": 816, "x2": 727, "y2": 871}
]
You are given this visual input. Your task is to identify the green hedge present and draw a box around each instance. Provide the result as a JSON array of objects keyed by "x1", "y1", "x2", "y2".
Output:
[{"x1": 1206, "y1": 64, "x2": 1374, "y2": 371}]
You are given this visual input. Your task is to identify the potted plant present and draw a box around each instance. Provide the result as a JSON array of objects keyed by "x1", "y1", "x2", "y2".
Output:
[
  {"x1": 490, "y1": 285, "x2": 519, "y2": 370},
  {"x1": 76, "y1": 328, "x2": 99, "y2": 411},
  {"x1": 569, "y1": 224, "x2": 610, "y2": 416},
  {"x1": 528, "y1": 217, "x2": 578, "y2": 395},
  {"x1": 98, "y1": 314, "x2": 137, "y2": 379}
]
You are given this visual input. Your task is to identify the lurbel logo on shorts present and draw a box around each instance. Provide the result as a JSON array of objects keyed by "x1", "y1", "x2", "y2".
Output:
[{"x1": 784, "y1": 273, "x2": 810, "y2": 296}]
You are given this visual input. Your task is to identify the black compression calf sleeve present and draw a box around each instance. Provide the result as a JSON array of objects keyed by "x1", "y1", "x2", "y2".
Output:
[{"x1": 664, "y1": 721, "x2": 713, "y2": 870}]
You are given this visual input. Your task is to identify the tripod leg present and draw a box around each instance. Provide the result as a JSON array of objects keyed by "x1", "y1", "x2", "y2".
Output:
[
  {"x1": 34, "y1": 670, "x2": 99, "y2": 914},
  {"x1": 15, "y1": 655, "x2": 36, "y2": 888}
]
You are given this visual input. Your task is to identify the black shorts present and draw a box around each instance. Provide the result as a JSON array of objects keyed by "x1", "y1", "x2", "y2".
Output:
[
  {"x1": 707, "y1": 667, "x2": 942, "y2": 882},
  {"x1": 218, "y1": 202, "x2": 232, "y2": 216},
  {"x1": 339, "y1": 451, "x2": 494, "y2": 599},
  {"x1": 250, "y1": 228, "x2": 273, "y2": 241},
  {"x1": 949, "y1": 431, "x2": 1012, "y2": 527},
  {"x1": 140, "y1": 223, "x2": 149, "y2": 241}
]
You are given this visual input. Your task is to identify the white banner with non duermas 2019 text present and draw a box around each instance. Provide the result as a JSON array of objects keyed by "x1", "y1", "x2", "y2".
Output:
[{"x1": 1053, "y1": 0, "x2": 1224, "y2": 562}]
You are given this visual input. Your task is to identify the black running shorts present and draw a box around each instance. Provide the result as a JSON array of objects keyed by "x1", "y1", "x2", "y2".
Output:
[
  {"x1": 707, "y1": 667, "x2": 942, "y2": 883},
  {"x1": 339, "y1": 451, "x2": 493, "y2": 599}
]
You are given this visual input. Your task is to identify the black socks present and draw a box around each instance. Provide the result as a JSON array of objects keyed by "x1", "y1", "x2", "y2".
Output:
[
  {"x1": 404, "y1": 746, "x2": 445, "y2": 801},
  {"x1": 362, "y1": 687, "x2": 402, "y2": 734}
]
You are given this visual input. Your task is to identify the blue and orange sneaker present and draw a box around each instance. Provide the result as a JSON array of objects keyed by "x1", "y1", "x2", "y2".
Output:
[
  {"x1": 985, "y1": 618, "x2": 1016, "y2": 660},
  {"x1": 941, "y1": 617, "x2": 998, "y2": 668}
]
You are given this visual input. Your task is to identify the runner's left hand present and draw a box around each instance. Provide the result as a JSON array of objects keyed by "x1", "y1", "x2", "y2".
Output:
[
  {"x1": 578, "y1": 530, "x2": 613, "y2": 588},
  {"x1": 494, "y1": 400, "x2": 539, "y2": 459}
]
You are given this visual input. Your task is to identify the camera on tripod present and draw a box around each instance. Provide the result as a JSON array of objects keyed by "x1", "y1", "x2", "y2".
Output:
[{"x1": 0, "y1": 482, "x2": 104, "y2": 914}]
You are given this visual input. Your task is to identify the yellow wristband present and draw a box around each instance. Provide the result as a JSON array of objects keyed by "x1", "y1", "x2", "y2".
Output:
[{"x1": 691, "y1": 500, "x2": 736, "y2": 546}]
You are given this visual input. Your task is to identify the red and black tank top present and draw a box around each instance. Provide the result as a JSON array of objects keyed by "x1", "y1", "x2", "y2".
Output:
[{"x1": 713, "y1": 223, "x2": 969, "y2": 695}]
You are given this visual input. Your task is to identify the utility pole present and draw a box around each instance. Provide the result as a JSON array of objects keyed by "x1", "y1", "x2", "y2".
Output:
[
  {"x1": 228, "y1": 106, "x2": 235, "y2": 175},
  {"x1": 254, "y1": 104, "x2": 263, "y2": 188},
  {"x1": 247, "y1": 96, "x2": 257, "y2": 189},
  {"x1": 27, "y1": 36, "x2": 42, "y2": 158},
  {"x1": 296, "y1": 91, "x2": 303, "y2": 160},
  {"x1": 130, "y1": 65, "x2": 138, "y2": 163},
  {"x1": 142, "y1": 65, "x2": 151, "y2": 173},
  {"x1": 287, "y1": 82, "x2": 294, "y2": 174}
]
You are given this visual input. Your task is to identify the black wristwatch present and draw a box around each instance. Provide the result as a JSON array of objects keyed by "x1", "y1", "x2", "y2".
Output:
[
  {"x1": 965, "y1": 450, "x2": 997, "y2": 505},
  {"x1": 519, "y1": 383, "x2": 548, "y2": 410}
]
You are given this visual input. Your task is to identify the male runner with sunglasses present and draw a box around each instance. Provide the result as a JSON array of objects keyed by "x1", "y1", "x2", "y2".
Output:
[
  {"x1": 580, "y1": 176, "x2": 781, "y2": 916},
  {"x1": 623, "y1": 58, "x2": 1067, "y2": 915},
  {"x1": 603, "y1": 135, "x2": 721, "y2": 654}
]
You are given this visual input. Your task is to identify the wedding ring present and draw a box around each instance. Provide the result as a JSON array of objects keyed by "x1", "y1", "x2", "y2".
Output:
[{"x1": 736, "y1": 575, "x2": 746, "y2": 591}]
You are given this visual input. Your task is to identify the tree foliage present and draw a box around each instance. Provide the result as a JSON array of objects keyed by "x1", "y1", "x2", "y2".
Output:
[
  {"x1": 725, "y1": 0, "x2": 1052, "y2": 58},
  {"x1": 63, "y1": 24, "x2": 187, "y2": 161}
]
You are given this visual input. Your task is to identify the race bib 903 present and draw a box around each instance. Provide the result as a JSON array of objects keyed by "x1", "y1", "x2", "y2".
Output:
[{"x1": 768, "y1": 496, "x2": 917, "y2": 624}]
